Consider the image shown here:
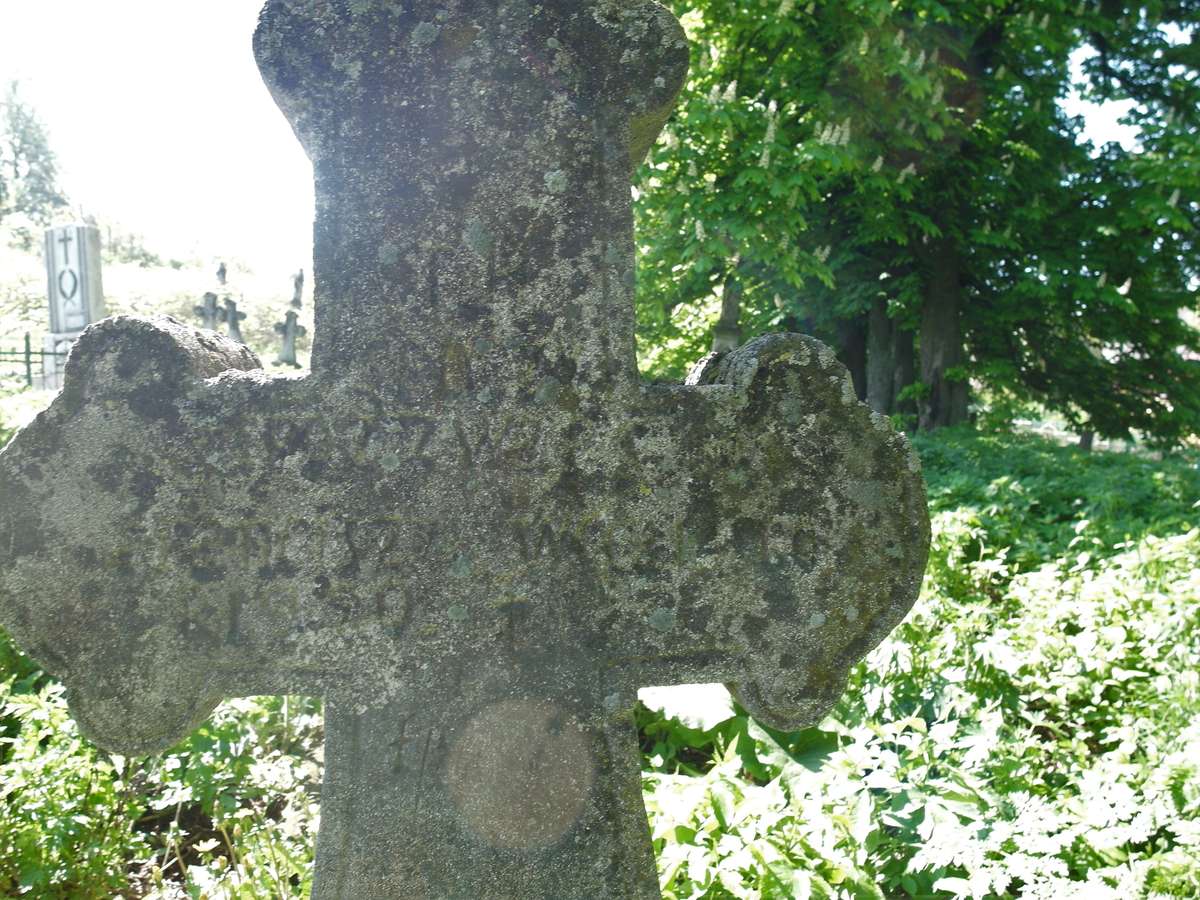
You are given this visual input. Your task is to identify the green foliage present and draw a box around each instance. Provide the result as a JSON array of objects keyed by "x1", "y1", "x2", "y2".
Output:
[
  {"x1": 0, "y1": 645, "x2": 319, "y2": 898},
  {"x1": 0, "y1": 82, "x2": 68, "y2": 238},
  {"x1": 634, "y1": 0, "x2": 1200, "y2": 442},
  {"x1": 102, "y1": 225, "x2": 165, "y2": 269},
  {"x1": 912, "y1": 426, "x2": 1200, "y2": 570},
  {"x1": 0, "y1": 679, "x2": 142, "y2": 897}
]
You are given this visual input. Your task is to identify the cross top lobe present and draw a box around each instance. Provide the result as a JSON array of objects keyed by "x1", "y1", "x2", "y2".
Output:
[
  {"x1": 0, "y1": 3, "x2": 930, "y2": 896},
  {"x1": 255, "y1": 0, "x2": 688, "y2": 400}
]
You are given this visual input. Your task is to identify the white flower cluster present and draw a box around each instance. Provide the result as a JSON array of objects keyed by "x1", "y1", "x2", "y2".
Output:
[
  {"x1": 815, "y1": 245, "x2": 832, "y2": 263},
  {"x1": 778, "y1": 0, "x2": 795, "y2": 17},
  {"x1": 815, "y1": 116, "x2": 852, "y2": 146},
  {"x1": 760, "y1": 101, "x2": 778, "y2": 167},
  {"x1": 898, "y1": 162, "x2": 917, "y2": 183}
]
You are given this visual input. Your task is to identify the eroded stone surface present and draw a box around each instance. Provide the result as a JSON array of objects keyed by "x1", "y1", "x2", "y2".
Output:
[{"x1": 0, "y1": 2, "x2": 930, "y2": 898}]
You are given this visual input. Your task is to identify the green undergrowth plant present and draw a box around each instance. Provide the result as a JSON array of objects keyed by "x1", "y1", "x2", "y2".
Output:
[
  {"x1": 0, "y1": 663, "x2": 320, "y2": 899},
  {"x1": 1, "y1": 427, "x2": 1198, "y2": 897}
]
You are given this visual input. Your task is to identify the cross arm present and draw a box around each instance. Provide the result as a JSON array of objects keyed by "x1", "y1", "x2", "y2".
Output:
[
  {"x1": 0, "y1": 317, "x2": 295, "y2": 754},
  {"x1": 605, "y1": 334, "x2": 929, "y2": 730}
]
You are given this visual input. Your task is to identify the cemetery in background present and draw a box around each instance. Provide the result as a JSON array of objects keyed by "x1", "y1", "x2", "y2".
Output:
[{"x1": 0, "y1": 220, "x2": 313, "y2": 445}]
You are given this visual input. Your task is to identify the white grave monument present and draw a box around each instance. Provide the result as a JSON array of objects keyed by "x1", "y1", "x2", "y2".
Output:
[{"x1": 43, "y1": 223, "x2": 106, "y2": 389}]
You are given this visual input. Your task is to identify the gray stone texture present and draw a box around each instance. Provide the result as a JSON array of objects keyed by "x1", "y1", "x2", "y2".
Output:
[{"x1": 0, "y1": 1, "x2": 930, "y2": 898}]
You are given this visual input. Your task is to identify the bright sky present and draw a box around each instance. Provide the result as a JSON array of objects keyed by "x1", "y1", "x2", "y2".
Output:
[
  {"x1": 0, "y1": 4, "x2": 1140, "y2": 276},
  {"x1": 0, "y1": 0, "x2": 314, "y2": 274}
]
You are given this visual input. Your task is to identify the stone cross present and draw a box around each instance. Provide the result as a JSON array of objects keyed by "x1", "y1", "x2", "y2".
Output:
[
  {"x1": 275, "y1": 309, "x2": 306, "y2": 368},
  {"x1": 292, "y1": 269, "x2": 305, "y2": 309},
  {"x1": 0, "y1": 3, "x2": 929, "y2": 898},
  {"x1": 194, "y1": 291, "x2": 222, "y2": 330},
  {"x1": 222, "y1": 296, "x2": 247, "y2": 345}
]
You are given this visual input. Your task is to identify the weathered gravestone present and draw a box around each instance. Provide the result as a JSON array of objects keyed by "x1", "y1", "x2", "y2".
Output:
[
  {"x1": 194, "y1": 291, "x2": 222, "y2": 331},
  {"x1": 275, "y1": 309, "x2": 307, "y2": 368},
  {"x1": 45, "y1": 223, "x2": 107, "y2": 336},
  {"x1": 0, "y1": 1, "x2": 930, "y2": 898},
  {"x1": 222, "y1": 296, "x2": 248, "y2": 345},
  {"x1": 43, "y1": 222, "x2": 107, "y2": 390}
]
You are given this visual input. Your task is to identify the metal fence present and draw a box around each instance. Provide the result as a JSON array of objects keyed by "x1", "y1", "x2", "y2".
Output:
[{"x1": 0, "y1": 334, "x2": 69, "y2": 390}]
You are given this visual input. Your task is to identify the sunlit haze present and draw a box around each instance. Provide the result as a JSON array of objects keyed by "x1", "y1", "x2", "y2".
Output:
[{"x1": 0, "y1": 0, "x2": 314, "y2": 274}]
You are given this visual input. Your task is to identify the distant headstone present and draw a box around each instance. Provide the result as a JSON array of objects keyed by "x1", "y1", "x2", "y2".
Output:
[
  {"x1": 292, "y1": 269, "x2": 304, "y2": 309},
  {"x1": 217, "y1": 261, "x2": 228, "y2": 286},
  {"x1": 274, "y1": 309, "x2": 305, "y2": 368},
  {"x1": 42, "y1": 223, "x2": 107, "y2": 388},
  {"x1": 45, "y1": 224, "x2": 106, "y2": 334},
  {"x1": 194, "y1": 292, "x2": 222, "y2": 331},
  {"x1": 0, "y1": 3, "x2": 929, "y2": 899},
  {"x1": 222, "y1": 297, "x2": 247, "y2": 345}
]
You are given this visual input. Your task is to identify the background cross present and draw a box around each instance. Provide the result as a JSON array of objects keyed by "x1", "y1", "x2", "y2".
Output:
[
  {"x1": 275, "y1": 309, "x2": 307, "y2": 368},
  {"x1": 0, "y1": 2, "x2": 929, "y2": 897},
  {"x1": 221, "y1": 296, "x2": 247, "y2": 344},
  {"x1": 57, "y1": 229, "x2": 74, "y2": 266},
  {"x1": 194, "y1": 290, "x2": 222, "y2": 330}
]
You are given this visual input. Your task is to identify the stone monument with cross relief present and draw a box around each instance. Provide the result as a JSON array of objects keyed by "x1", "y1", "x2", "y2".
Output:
[
  {"x1": 0, "y1": 1, "x2": 930, "y2": 897},
  {"x1": 43, "y1": 222, "x2": 107, "y2": 389}
]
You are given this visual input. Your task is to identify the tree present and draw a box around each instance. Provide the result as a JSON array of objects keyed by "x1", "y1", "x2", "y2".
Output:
[
  {"x1": 0, "y1": 81, "x2": 69, "y2": 231},
  {"x1": 635, "y1": 0, "x2": 1200, "y2": 445}
]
